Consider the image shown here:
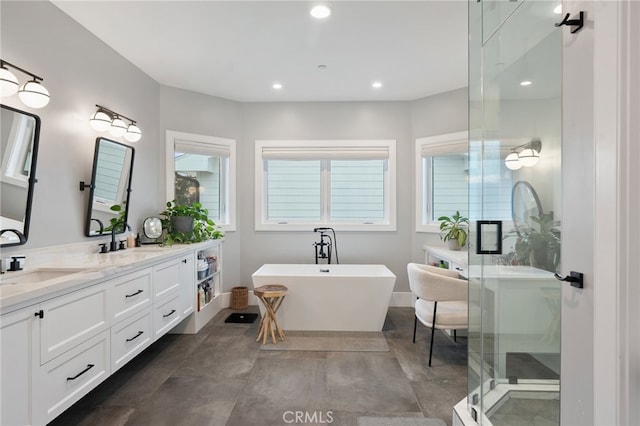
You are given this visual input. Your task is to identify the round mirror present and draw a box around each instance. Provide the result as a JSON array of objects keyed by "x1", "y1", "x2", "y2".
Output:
[
  {"x1": 143, "y1": 217, "x2": 163, "y2": 239},
  {"x1": 511, "y1": 181, "x2": 543, "y2": 230}
]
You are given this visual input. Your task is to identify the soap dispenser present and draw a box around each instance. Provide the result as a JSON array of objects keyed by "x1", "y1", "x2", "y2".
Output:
[{"x1": 127, "y1": 231, "x2": 136, "y2": 248}]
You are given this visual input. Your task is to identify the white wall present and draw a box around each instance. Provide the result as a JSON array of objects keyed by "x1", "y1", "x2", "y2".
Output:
[
  {"x1": 240, "y1": 101, "x2": 413, "y2": 291},
  {"x1": 410, "y1": 88, "x2": 468, "y2": 264},
  {"x1": 159, "y1": 86, "x2": 243, "y2": 291},
  {"x1": 1, "y1": 1, "x2": 468, "y2": 296},
  {"x1": 1, "y1": 1, "x2": 160, "y2": 255}
]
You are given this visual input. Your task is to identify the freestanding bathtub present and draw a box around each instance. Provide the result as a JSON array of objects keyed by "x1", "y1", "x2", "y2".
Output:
[{"x1": 251, "y1": 264, "x2": 396, "y2": 332}]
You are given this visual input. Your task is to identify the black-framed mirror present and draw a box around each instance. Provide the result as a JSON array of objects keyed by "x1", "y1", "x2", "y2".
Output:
[
  {"x1": 0, "y1": 104, "x2": 40, "y2": 247},
  {"x1": 511, "y1": 180, "x2": 543, "y2": 230},
  {"x1": 84, "y1": 137, "x2": 134, "y2": 237}
]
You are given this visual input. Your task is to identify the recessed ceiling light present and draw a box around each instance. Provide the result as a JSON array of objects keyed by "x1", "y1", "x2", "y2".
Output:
[
  {"x1": 372, "y1": 81, "x2": 383, "y2": 89},
  {"x1": 520, "y1": 80, "x2": 532, "y2": 86},
  {"x1": 272, "y1": 83, "x2": 283, "y2": 90},
  {"x1": 317, "y1": 64, "x2": 328, "y2": 70},
  {"x1": 310, "y1": 5, "x2": 332, "y2": 19},
  {"x1": 553, "y1": 4, "x2": 562, "y2": 14}
]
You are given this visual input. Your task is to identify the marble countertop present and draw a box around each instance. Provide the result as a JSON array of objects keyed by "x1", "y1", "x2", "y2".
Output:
[{"x1": 0, "y1": 241, "x2": 218, "y2": 313}]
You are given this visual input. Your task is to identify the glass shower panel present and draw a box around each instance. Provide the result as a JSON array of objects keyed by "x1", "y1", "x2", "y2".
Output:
[{"x1": 467, "y1": 1, "x2": 562, "y2": 425}]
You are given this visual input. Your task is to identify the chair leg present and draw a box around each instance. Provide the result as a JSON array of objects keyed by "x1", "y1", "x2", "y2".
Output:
[
  {"x1": 453, "y1": 329, "x2": 457, "y2": 342},
  {"x1": 412, "y1": 297, "x2": 418, "y2": 343},
  {"x1": 412, "y1": 315, "x2": 417, "y2": 343},
  {"x1": 428, "y1": 302, "x2": 437, "y2": 367}
]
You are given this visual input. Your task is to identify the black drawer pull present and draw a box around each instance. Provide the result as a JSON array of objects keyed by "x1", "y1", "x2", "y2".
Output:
[
  {"x1": 66, "y1": 364, "x2": 95, "y2": 381},
  {"x1": 455, "y1": 267, "x2": 463, "y2": 271},
  {"x1": 163, "y1": 309, "x2": 176, "y2": 318},
  {"x1": 34, "y1": 310, "x2": 44, "y2": 319},
  {"x1": 126, "y1": 331, "x2": 144, "y2": 342},
  {"x1": 182, "y1": 259, "x2": 188, "y2": 263},
  {"x1": 125, "y1": 289, "x2": 143, "y2": 298}
]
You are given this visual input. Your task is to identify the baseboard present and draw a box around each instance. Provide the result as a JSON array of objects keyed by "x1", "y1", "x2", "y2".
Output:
[
  {"x1": 389, "y1": 291, "x2": 415, "y2": 307},
  {"x1": 223, "y1": 291, "x2": 414, "y2": 308}
]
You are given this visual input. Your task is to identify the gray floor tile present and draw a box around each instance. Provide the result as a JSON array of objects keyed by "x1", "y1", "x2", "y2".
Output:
[{"x1": 50, "y1": 307, "x2": 469, "y2": 426}]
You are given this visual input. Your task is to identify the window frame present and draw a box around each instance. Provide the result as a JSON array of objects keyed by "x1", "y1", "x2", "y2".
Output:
[
  {"x1": 415, "y1": 131, "x2": 468, "y2": 233},
  {"x1": 255, "y1": 139, "x2": 396, "y2": 232},
  {"x1": 165, "y1": 130, "x2": 236, "y2": 231}
]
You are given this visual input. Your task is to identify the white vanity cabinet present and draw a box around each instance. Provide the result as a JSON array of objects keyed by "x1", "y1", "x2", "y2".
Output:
[
  {"x1": 39, "y1": 282, "x2": 109, "y2": 364},
  {"x1": 0, "y1": 240, "x2": 223, "y2": 425},
  {"x1": 0, "y1": 304, "x2": 39, "y2": 426},
  {"x1": 178, "y1": 254, "x2": 195, "y2": 317},
  {"x1": 108, "y1": 268, "x2": 153, "y2": 373}
]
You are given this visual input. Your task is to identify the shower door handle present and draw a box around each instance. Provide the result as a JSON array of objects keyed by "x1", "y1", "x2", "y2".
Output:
[{"x1": 554, "y1": 271, "x2": 584, "y2": 288}]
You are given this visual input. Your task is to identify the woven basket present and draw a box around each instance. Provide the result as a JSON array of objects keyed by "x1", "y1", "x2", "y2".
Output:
[{"x1": 230, "y1": 286, "x2": 249, "y2": 310}]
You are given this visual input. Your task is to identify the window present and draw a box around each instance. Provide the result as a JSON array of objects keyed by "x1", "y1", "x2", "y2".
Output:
[
  {"x1": 165, "y1": 130, "x2": 236, "y2": 231},
  {"x1": 416, "y1": 131, "x2": 512, "y2": 232},
  {"x1": 255, "y1": 140, "x2": 396, "y2": 231}
]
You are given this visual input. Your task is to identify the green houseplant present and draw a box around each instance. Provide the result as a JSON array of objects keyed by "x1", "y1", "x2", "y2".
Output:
[
  {"x1": 159, "y1": 200, "x2": 223, "y2": 245},
  {"x1": 438, "y1": 210, "x2": 469, "y2": 250},
  {"x1": 506, "y1": 212, "x2": 560, "y2": 272}
]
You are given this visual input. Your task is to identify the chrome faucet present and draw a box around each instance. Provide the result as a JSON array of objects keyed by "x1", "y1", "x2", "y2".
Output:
[{"x1": 110, "y1": 222, "x2": 131, "y2": 252}]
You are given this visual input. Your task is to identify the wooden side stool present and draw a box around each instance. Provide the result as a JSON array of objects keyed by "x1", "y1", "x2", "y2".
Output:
[{"x1": 253, "y1": 284, "x2": 288, "y2": 344}]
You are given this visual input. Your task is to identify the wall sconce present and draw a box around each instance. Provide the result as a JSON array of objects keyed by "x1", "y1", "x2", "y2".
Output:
[
  {"x1": 89, "y1": 104, "x2": 142, "y2": 142},
  {"x1": 504, "y1": 138, "x2": 541, "y2": 170},
  {"x1": 0, "y1": 59, "x2": 50, "y2": 108}
]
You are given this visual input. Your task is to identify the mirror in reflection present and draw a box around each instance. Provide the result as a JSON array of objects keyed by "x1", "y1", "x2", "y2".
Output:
[
  {"x1": 85, "y1": 137, "x2": 134, "y2": 237},
  {"x1": 0, "y1": 104, "x2": 40, "y2": 247}
]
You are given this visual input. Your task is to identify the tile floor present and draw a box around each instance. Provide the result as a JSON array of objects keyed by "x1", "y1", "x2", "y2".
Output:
[{"x1": 49, "y1": 307, "x2": 468, "y2": 426}]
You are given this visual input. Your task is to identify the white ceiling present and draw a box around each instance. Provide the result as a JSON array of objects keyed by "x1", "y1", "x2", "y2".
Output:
[{"x1": 51, "y1": 1, "x2": 468, "y2": 103}]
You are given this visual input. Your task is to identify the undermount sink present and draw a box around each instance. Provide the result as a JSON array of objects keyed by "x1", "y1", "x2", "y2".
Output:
[{"x1": 0, "y1": 268, "x2": 89, "y2": 286}]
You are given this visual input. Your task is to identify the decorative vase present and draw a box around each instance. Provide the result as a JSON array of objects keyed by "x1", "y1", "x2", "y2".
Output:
[
  {"x1": 447, "y1": 239, "x2": 462, "y2": 251},
  {"x1": 171, "y1": 216, "x2": 194, "y2": 233}
]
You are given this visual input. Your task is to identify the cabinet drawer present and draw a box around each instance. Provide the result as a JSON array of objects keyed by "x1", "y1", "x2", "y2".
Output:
[
  {"x1": 450, "y1": 262, "x2": 468, "y2": 278},
  {"x1": 109, "y1": 268, "x2": 152, "y2": 323},
  {"x1": 111, "y1": 307, "x2": 152, "y2": 373},
  {"x1": 39, "y1": 331, "x2": 109, "y2": 424},
  {"x1": 40, "y1": 283, "x2": 108, "y2": 364},
  {"x1": 153, "y1": 260, "x2": 180, "y2": 301},
  {"x1": 153, "y1": 294, "x2": 181, "y2": 339}
]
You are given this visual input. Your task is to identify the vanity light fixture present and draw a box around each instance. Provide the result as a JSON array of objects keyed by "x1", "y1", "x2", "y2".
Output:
[
  {"x1": 504, "y1": 138, "x2": 542, "y2": 170},
  {"x1": 0, "y1": 59, "x2": 50, "y2": 108},
  {"x1": 89, "y1": 104, "x2": 142, "y2": 142},
  {"x1": 504, "y1": 152, "x2": 522, "y2": 170}
]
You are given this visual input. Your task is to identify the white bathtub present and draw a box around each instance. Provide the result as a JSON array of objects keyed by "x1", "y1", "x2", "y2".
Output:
[{"x1": 251, "y1": 264, "x2": 396, "y2": 332}]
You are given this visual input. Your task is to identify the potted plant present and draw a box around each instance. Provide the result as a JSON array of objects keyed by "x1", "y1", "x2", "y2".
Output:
[
  {"x1": 506, "y1": 212, "x2": 560, "y2": 272},
  {"x1": 438, "y1": 210, "x2": 469, "y2": 251},
  {"x1": 159, "y1": 200, "x2": 224, "y2": 245}
]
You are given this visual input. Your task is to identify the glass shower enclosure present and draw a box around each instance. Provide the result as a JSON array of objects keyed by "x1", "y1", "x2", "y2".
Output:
[{"x1": 459, "y1": 1, "x2": 562, "y2": 425}]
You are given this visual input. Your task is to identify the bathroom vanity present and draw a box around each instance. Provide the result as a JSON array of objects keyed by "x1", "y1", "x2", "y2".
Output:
[{"x1": 0, "y1": 240, "x2": 223, "y2": 425}]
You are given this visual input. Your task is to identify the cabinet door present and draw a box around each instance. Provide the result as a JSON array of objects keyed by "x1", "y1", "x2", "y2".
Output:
[
  {"x1": 39, "y1": 331, "x2": 109, "y2": 424},
  {"x1": 40, "y1": 283, "x2": 109, "y2": 364},
  {"x1": 153, "y1": 293, "x2": 181, "y2": 339},
  {"x1": 178, "y1": 254, "x2": 195, "y2": 317},
  {"x1": 109, "y1": 268, "x2": 152, "y2": 323},
  {"x1": 153, "y1": 259, "x2": 180, "y2": 301},
  {"x1": 111, "y1": 307, "x2": 152, "y2": 373},
  {"x1": 1, "y1": 306, "x2": 39, "y2": 426}
]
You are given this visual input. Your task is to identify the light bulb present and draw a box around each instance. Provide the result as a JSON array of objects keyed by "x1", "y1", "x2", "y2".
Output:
[
  {"x1": 109, "y1": 117, "x2": 127, "y2": 137},
  {"x1": 0, "y1": 67, "x2": 19, "y2": 96},
  {"x1": 124, "y1": 123, "x2": 142, "y2": 142},
  {"x1": 518, "y1": 148, "x2": 540, "y2": 167},
  {"x1": 310, "y1": 5, "x2": 332, "y2": 19},
  {"x1": 504, "y1": 152, "x2": 522, "y2": 170},
  {"x1": 89, "y1": 111, "x2": 112, "y2": 132},
  {"x1": 18, "y1": 80, "x2": 50, "y2": 108}
]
